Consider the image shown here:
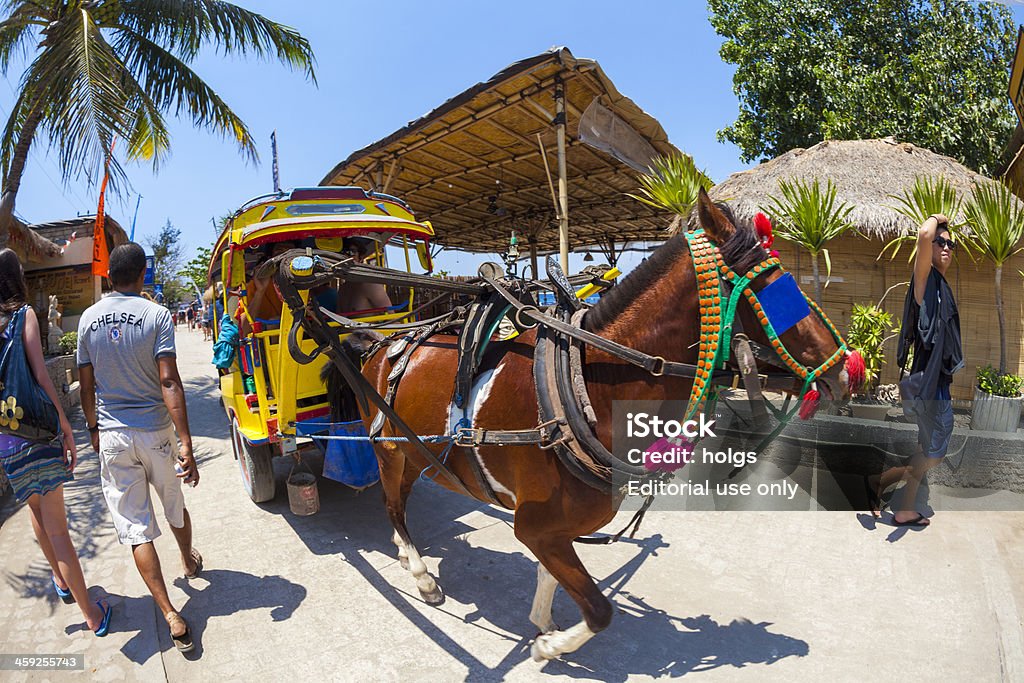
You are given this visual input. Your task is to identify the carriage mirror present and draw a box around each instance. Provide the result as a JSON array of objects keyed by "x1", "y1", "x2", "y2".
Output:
[{"x1": 416, "y1": 241, "x2": 433, "y2": 272}]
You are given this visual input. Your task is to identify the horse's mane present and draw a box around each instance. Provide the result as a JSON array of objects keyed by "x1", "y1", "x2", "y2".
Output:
[{"x1": 585, "y1": 203, "x2": 759, "y2": 333}]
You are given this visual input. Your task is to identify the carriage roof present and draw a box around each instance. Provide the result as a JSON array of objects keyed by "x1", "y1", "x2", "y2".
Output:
[{"x1": 208, "y1": 186, "x2": 434, "y2": 281}]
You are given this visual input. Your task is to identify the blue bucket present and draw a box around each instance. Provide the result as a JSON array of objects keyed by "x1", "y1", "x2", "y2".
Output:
[{"x1": 322, "y1": 421, "x2": 380, "y2": 490}]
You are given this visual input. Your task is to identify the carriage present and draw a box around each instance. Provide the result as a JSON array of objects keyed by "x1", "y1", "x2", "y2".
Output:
[{"x1": 207, "y1": 186, "x2": 435, "y2": 502}]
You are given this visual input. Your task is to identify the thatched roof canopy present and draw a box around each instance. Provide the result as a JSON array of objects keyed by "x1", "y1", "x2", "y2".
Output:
[
  {"x1": 710, "y1": 137, "x2": 1019, "y2": 239},
  {"x1": 321, "y1": 47, "x2": 680, "y2": 253},
  {"x1": 7, "y1": 217, "x2": 63, "y2": 263}
]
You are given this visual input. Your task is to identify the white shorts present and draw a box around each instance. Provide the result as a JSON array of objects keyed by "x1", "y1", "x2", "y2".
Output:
[{"x1": 98, "y1": 425, "x2": 185, "y2": 545}]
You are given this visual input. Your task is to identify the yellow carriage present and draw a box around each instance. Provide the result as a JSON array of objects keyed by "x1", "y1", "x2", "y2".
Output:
[{"x1": 208, "y1": 187, "x2": 434, "y2": 501}]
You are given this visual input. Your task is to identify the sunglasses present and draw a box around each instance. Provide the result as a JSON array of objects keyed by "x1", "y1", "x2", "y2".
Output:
[{"x1": 933, "y1": 236, "x2": 956, "y2": 250}]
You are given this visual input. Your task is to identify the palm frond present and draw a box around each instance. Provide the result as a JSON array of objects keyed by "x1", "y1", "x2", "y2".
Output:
[
  {"x1": 963, "y1": 181, "x2": 1024, "y2": 267},
  {"x1": 628, "y1": 153, "x2": 713, "y2": 218},
  {"x1": 761, "y1": 177, "x2": 853, "y2": 254},
  {"x1": 0, "y1": 3, "x2": 43, "y2": 74},
  {"x1": 118, "y1": 0, "x2": 317, "y2": 82},
  {"x1": 112, "y1": 27, "x2": 255, "y2": 160},
  {"x1": 881, "y1": 175, "x2": 963, "y2": 262},
  {"x1": 25, "y1": 8, "x2": 138, "y2": 192}
]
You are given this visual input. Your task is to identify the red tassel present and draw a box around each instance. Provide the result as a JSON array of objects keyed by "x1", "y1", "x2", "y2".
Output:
[
  {"x1": 845, "y1": 351, "x2": 866, "y2": 394},
  {"x1": 754, "y1": 212, "x2": 773, "y2": 238},
  {"x1": 799, "y1": 390, "x2": 821, "y2": 420}
]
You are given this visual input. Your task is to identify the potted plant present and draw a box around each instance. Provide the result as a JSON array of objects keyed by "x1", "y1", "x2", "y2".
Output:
[
  {"x1": 846, "y1": 301, "x2": 899, "y2": 420},
  {"x1": 971, "y1": 365, "x2": 1023, "y2": 432},
  {"x1": 962, "y1": 181, "x2": 1024, "y2": 432}
]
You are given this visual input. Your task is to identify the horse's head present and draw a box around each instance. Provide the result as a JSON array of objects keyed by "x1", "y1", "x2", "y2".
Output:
[{"x1": 695, "y1": 188, "x2": 856, "y2": 406}]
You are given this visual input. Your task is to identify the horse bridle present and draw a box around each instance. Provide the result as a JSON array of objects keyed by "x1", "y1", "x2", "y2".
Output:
[{"x1": 682, "y1": 228, "x2": 849, "y2": 430}]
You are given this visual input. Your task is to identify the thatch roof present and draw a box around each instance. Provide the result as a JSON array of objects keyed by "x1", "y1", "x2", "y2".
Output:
[
  {"x1": 7, "y1": 217, "x2": 63, "y2": 262},
  {"x1": 709, "y1": 137, "x2": 1019, "y2": 239},
  {"x1": 321, "y1": 47, "x2": 681, "y2": 253}
]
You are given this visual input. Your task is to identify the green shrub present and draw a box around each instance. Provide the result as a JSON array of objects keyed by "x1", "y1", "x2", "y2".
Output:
[
  {"x1": 58, "y1": 331, "x2": 77, "y2": 356},
  {"x1": 977, "y1": 365, "x2": 1023, "y2": 398},
  {"x1": 847, "y1": 303, "x2": 896, "y2": 392}
]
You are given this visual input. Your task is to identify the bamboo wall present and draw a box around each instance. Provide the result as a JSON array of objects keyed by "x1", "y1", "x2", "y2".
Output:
[{"x1": 771, "y1": 234, "x2": 1024, "y2": 401}]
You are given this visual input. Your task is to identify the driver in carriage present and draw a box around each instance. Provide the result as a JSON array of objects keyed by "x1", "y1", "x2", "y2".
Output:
[{"x1": 335, "y1": 236, "x2": 392, "y2": 316}]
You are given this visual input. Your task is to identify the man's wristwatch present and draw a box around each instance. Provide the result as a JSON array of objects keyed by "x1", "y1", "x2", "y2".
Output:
[{"x1": 87, "y1": 424, "x2": 99, "y2": 433}]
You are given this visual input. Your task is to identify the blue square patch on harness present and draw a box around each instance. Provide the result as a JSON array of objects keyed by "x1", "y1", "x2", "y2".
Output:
[{"x1": 757, "y1": 272, "x2": 810, "y2": 336}]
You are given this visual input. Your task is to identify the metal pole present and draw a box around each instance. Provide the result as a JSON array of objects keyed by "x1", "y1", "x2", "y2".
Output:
[
  {"x1": 530, "y1": 242, "x2": 539, "y2": 280},
  {"x1": 555, "y1": 77, "x2": 569, "y2": 273}
]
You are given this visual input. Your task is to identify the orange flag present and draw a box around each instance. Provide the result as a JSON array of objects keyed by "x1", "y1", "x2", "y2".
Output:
[{"x1": 92, "y1": 142, "x2": 116, "y2": 278}]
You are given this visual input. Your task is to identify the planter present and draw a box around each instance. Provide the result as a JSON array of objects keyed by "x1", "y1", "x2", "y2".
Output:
[
  {"x1": 971, "y1": 386, "x2": 1022, "y2": 433},
  {"x1": 850, "y1": 403, "x2": 891, "y2": 421}
]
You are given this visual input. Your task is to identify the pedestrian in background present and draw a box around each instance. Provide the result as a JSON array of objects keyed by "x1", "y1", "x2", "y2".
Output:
[
  {"x1": 867, "y1": 214, "x2": 963, "y2": 527},
  {"x1": 0, "y1": 249, "x2": 111, "y2": 636},
  {"x1": 78, "y1": 243, "x2": 202, "y2": 653}
]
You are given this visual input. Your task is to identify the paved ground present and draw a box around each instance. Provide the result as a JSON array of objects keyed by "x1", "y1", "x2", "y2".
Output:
[{"x1": 1, "y1": 329, "x2": 1023, "y2": 681}]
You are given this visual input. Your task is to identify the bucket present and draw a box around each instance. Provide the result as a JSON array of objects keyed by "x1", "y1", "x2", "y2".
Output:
[{"x1": 287, "y1": 471, "x2": 320, "y2": 516}]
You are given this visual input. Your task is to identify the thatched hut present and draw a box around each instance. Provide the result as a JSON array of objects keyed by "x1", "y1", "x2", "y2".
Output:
[{"x1": 709, "y1": 137, "x2": 1024, "y2": 401}]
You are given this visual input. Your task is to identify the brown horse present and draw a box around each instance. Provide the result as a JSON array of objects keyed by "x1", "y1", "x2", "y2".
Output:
[{"x1": 352, "y1": 191, "x2": 852, "y2": 661}]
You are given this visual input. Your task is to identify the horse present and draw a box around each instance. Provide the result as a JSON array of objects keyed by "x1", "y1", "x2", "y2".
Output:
[{"x1": 339, "y1": 189, "x2": 855, "y2": 661}]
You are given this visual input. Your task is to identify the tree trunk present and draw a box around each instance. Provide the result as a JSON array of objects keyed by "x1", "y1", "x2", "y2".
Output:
[
  {"x1": 995, "y1": 265, "x2": 1006, "y2": 375},
  {"x1": 810, "y1": 252, "x2": 821, "y2": 304},
  {"x1": 0, "y1": 107, "x2": 45, "y2": 250}
]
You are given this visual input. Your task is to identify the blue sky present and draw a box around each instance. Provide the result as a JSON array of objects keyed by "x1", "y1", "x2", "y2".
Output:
[{"x1": 3, "y1": 0, "x2": 1024, "y2": 276}]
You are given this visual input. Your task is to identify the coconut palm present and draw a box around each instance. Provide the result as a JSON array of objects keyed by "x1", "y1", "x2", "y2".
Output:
[
  {"x1": 629, "y1": 153, "x2": 712, "y2": 232},
  {"x1": 761, "y1": 177, "x2": 853, "y2": 304},
  {"x1": 962, "y1": 181, "x2": 1024, "y2": 375},
  {"x1": 880, "y1": 175, "x2": 963, "y2": 261},
  {"x1": 0, "y1": 0, "x2": 317, "y2": 247}
]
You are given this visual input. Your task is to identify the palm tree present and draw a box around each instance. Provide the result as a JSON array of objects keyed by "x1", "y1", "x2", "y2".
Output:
[
  {"x1": 628, "y1": 153, "x2": 713, "y2": 233},
  {"x1": 762, "y1": 177, "x2": 853, "y2": 304},
  {"x1": 0, "y1": 0, "x2": 317, "y2": 248},
  {"x1": 962, "y1": 181, "x2": 1024, "y2": 375}
]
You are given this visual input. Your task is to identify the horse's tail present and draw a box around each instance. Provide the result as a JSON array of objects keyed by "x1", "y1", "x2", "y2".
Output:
[{"x1": 320, "y1": 329, "x2": 384, "y2": 423}]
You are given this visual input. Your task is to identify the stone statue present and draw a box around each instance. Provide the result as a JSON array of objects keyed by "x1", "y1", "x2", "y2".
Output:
[{"x1": 47, "y1": 294, "x2": 64, "y2": 354}]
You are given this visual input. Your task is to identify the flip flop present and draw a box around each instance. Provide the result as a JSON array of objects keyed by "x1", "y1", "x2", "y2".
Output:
[
  {"x1": 166, "y1": 612, "x2": 194, "y2": 653},
  {"x1": 93, "y1": 600, "x2": 112, "y2": 637},
  {"x1": 862, "y1": 476, "x2": 881, "y2": 519},
  {"x1": 184, "y1": 549, "x2": 203, "y2": 580},
  {"x1": 892, "y1": 513, "x2": 930, "y2": 527},
  {"x1": 52, "y1": 575, "x2": 74, "y2": 604}
]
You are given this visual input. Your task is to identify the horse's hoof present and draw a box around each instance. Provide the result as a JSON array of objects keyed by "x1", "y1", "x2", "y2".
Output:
[
  {"x1": 531, "y1": 635, "x2": 558, "y2": 662},
  {"x1": 534, "y1": 622, "x2": 559, "y2": 637},
  {"x1": 420, "y1": 586, "x2": 445, "y2": 605}
]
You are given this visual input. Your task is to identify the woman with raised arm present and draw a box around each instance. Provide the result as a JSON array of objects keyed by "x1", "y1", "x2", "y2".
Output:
[{"x1": 0, "y1": 249, "x2": 111, "y2": 634}]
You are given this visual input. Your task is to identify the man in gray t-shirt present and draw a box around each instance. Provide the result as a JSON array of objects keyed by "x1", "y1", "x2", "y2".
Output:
[
  {"x1": 79, "y1": 243, "x2": 201, "y2": 653},
  {"x1": 78, "y1": 292, "x2": 176, "y2": 431}
]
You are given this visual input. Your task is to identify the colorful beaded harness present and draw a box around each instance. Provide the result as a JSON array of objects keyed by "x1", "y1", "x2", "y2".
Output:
[{"x1": 682, "y1": 228, "x2": 850, "y2": 425}]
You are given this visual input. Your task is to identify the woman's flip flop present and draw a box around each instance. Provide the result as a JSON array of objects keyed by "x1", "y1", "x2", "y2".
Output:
[
  {"x1": 184, "y1": 549, "x2": 203, "y2": 580},
  {"x1": 93, "y1": 600, "x2": 112, "y2": 637},
  {"x1": 52, "y1": 575, "x2": 74, "y2": 604}
]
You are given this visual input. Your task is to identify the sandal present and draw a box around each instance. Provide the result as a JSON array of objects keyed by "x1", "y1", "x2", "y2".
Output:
[
  {"x1": 93, "y1": 600, "x2": 112, "y2": 637},
  {"x1": 52, "y1": 575, "x2": 75, "y2": 604},
  {"x1": 166, "y1": 612, "x2": 194, "y2": 653},
  {"x1": 892, "y1": 513, "x2": 930, "y2": 528},
  {"x1": 183, "y1": 549, "x2": 203, "y2": 580}
]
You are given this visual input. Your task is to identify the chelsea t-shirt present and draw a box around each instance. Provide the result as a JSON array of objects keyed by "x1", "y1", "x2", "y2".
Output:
[{"x1": 77, "y1": 292, "x2": 176, "y2": 430}]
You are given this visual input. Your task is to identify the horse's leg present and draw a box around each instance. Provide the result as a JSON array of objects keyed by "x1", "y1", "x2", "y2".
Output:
[
  {"x1": 380, "y1": 446, "x2": 444, "y2": 605},
  {"x1": 516, "y1": 527, "x2": 612, "y2": 661},
  {"x1": 529, "y1": 563, "x2": 560, "y2": 635}
]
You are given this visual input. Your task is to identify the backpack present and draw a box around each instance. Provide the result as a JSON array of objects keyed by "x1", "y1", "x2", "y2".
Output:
[{"x1": 0, "y1": 306, "x2": 61, "y2": 443}]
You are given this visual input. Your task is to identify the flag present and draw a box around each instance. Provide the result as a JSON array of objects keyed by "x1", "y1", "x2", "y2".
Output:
[{"x1": 92, "y1": 143, "x2": 115, "y2": 277}]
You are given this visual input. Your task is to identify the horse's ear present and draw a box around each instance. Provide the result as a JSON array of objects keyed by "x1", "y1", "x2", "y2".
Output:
[{"x1": 696, "y1": 188, "x2": 735, "y2": 244}]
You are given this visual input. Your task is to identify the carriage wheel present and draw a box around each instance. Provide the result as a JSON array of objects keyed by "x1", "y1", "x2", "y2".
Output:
[{"x1": 231, "y1": 415, "x2": 276, "y2": 503}]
